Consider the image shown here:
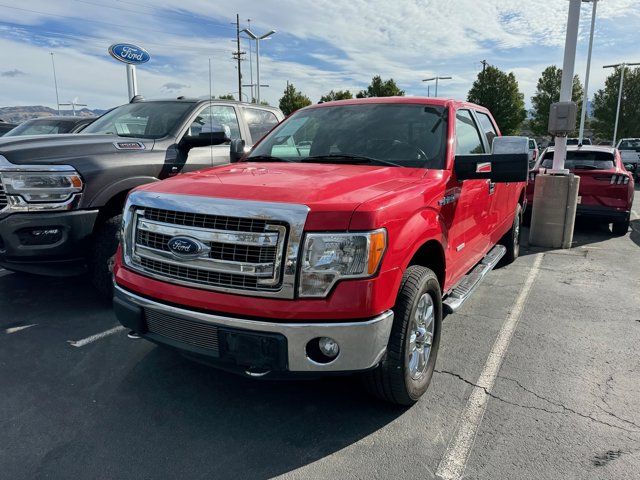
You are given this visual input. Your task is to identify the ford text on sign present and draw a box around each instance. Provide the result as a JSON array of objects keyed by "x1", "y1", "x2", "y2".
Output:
[{"x1": 108, "y1": 44, "x2": 150, "y2": 65}]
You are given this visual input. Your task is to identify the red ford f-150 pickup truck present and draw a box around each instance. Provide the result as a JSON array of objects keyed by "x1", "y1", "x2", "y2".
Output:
[{"x1": 112, "y1": 97, "x2": 528, "y2": 405}]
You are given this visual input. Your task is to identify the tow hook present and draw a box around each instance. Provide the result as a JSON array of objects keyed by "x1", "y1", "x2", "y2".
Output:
[
  {"x1": 244, "y1": 367, "x2": 271, "y2": 377},
  {"x1": 127, "y1": 331, "x2": 142, "y2": 339}
]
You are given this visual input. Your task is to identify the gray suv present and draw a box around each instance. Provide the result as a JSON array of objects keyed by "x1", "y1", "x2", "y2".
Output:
[{"x1": 0, "y1": 97, "x2": 283, "y2": 296}]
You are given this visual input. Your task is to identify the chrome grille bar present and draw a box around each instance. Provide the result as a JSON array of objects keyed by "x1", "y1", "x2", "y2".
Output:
[{"x1": 121, "y1": 191, "x2": 310, "y2": 299}]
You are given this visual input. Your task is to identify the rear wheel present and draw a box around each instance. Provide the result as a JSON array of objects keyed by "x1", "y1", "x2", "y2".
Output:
[
  {"x1": 363, "y1": 265, "x2": 442, "y2": 406},
  {"x1": 612, "y1": 215, "x2": 630, "y2": 236},
  {"x1": 500, "y1": 203, "x2": 522, "y2": 265},
  {"x1": 88, "y1": 215, "x2": 121, "y2": 300}
]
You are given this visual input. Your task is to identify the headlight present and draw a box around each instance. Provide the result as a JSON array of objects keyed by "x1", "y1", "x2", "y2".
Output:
[
  {"x1": 0, "y1": 171, "x2": 83, "y2": 202},
  {"x1": 299, "y1": 229, "x2": 387, "y2": 297}
]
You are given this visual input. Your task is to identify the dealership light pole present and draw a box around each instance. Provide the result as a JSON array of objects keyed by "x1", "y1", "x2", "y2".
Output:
[
  {"x1": 422, "y1": 76, "x2": 452, "y2": 97},
  {"x1": 578, "y1": 0, "x2": 598, "y2": 145},
  {"x1": 603, "y1": 61, "x2": 640, "y2": 145},
  {"x1": 241, "y1": 27, "x2": 276, "y2": 104},
  {"x1": 50, "y1": 52, "x2": 61, "y2": 115}
]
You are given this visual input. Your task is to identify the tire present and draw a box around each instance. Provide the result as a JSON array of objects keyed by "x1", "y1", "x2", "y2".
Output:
[
  {"x1": 500, "y1": 203, "x2": 522, "y2": 265},
  {"x1": 612, "y1": 216, "x2": 630, "y2": 236},
  {"x1": 88, "y1": 215, "x2": 122, "y2": 300},
  {"x1": 363, "y1": 265, "x2": 442, "y2": 406}
]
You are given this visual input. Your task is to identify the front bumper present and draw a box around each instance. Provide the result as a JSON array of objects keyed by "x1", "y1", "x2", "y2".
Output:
[
  {"x1": 0, "y1": 209, "x2": 99, "y2": 275},
  {"x1": 114, "y1": 284, "x2": 394, "y2": 374}
]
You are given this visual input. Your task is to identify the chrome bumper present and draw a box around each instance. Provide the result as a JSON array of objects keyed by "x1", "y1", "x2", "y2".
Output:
[{"x1": 114, "y1": 284, "x2": 394, "y2": 372}]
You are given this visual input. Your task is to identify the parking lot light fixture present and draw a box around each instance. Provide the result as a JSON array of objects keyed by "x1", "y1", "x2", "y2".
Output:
[
  {"x1": 603, "y1": 61, "x2": 640, "y2": 145},
  {"x1": 241, "y1": 28, "x2": 276, "y2": 104},
  {"x1": 422, "y1": 76, "x2": 452, "y2": 97}
]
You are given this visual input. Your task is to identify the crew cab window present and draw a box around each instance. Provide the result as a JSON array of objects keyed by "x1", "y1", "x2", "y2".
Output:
[
  {"x1": 529, "y1": 139, "x2": 536, "y2": 149},
  {"x1": 187, "y1": 105, "x2": 241, "y2": 141},
  {"x1": 455, "y1": 110, "x2": 485, "y2": 155},
  {"x1": 244, "y1": 108, "x2": 278, "y2": 142},
  {"x1": 249, "y1": 103, "x2": 447, "y2": 169},
  {"x1": 475, "y1": 112, "x2": 498, "y2": 147},
  {"x1": 82, "y1": 101, "x2": 194, "y2": 139},
  {"x1": 541, "y1": 150, "x2": 615, "y2": 170}
]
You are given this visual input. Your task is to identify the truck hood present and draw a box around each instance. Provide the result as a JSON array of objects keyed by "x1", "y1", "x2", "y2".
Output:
[
  {"x1": 139, "y1": 162, "x2": 427, "y2": 229},
  {"x1": 0, "y1": 134, "x2": 154, "y2": 164}
]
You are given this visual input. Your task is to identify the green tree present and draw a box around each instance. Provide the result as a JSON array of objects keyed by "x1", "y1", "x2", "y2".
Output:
[
  {"x1": 467, "y1": 65, "x2": 526, "y2": 135},
  {"x1": 278, "y1": 83, "x2": 312, "y2": 116},
  {"x1": 592, "y1": 66, "x2": 640, "y2": 141},
  {"x1": 356, "y1": 76, "x2": 404, "y2": 98},
  {"x1": 529, "y1": 66, "x2": 583, "y2": 137},
  {"x1": 319, "y1": 90, "x2": 353, "y2": 102},
  {"x1": 217, "y1": 94, "x2": 235, "y2": 100}
]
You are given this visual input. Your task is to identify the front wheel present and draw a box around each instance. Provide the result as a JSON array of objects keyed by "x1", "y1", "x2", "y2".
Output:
[
  {"x1": 88, "y1": 215, "x2": 122, "y2": 300},
  {"x1": 363, "y1": 265, "x2": 442, "y2": 406}
]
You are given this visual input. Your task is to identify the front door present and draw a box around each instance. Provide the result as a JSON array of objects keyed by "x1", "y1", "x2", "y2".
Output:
[{"x1": 445, "y1": 109, "x2": 492, "y2": 286}]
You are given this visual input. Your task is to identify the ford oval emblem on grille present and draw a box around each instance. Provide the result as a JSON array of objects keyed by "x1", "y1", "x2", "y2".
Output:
[{"x1": 167, "y1": 236, "x2": 204, "y2": 256}]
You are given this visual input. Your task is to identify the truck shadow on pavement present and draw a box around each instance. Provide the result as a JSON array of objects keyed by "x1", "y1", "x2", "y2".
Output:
[{"x1": 0, "y1": 273, "x2": 405, "y2": 479}]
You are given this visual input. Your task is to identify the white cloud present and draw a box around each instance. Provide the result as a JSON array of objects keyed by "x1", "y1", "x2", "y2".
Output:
[{"x1": 0, "y1": 0, "x2": 639, "y2": 110}]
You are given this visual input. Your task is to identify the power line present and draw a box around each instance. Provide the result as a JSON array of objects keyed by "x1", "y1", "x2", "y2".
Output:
[{"x1": 71, "y1": 0, "x2": 236, "y2": 31}]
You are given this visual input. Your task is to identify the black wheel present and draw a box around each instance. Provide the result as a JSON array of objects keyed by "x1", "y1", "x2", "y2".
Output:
[
  {"x1": 88, "y1": 215, "x2": 121, "y2": 300},
  {"x1": 500, "y1": 203, "x2": 522, "y2": 265},
  {"x1": 612, "y1": 216, "x2": 630, "y2": 236},
  {"x1": 363, "y1": 265, "x2": 442, "y2": 406}
]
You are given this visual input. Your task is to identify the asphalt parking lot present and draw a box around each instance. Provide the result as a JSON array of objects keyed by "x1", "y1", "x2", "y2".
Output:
[{"x1": 1, "y1": 193, "x2": 639, "y2": 480}]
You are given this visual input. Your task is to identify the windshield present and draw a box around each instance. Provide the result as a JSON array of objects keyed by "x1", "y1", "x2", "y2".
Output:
[
  {"x1": 5, "y1": 119, "x2": 78, "y2": 137},
  {"x1": 541, "y1": 150, "x2": 614, "y2": 170},
  {"x1": 248, "y1": 103, "x2": 447, "y2": 168},
  {"x1": 82, "y1": 101, "x2": 194, "y2": 139},
  {"x1": 618, "y1": 139, "x2": 640, "y2": 151}
]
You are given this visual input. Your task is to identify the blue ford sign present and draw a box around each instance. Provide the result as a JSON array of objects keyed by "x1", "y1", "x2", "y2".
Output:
[{"x1": 108, "y1": 43, "x2": 150, "y2": 65}]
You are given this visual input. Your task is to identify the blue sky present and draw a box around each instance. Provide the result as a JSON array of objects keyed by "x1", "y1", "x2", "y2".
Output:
[{"x1": 0, "y1": 0, "x2": 639, "y2": 111}]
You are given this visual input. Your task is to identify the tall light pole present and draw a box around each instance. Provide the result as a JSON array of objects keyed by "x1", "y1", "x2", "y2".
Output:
[
  {"x1": 422, "y1": 76, "x2": 452, "y2": 97},
  {"x1": 241, "y1": 28, "x2": 276, "y2": 104},
  {"x1": 578, "y1": 0, "x2": 598, "y2": 145},
  {"x1": 603, "y1": 61, "x2": 640, "y2": 145},
  {"x1": 245, "y1": 18, "x2": 254, "y2": 102},
  {"x1": 50, "y1": 52, "x2": 61, "y2": 115}
]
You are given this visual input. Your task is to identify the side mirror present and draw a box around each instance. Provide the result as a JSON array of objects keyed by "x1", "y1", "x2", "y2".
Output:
[
  {"x1": 181, "y1": 131, "x2": 230, "y2": 151},
  {"x1": 454, "y1": 136, "x2": 529, "y2": 183},
  {"x1": 230, "y1": 139, "x2": 246, "y2": 163}
]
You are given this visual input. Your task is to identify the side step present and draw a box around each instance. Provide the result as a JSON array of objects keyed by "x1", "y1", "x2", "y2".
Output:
[{"x1": 443, "y1": 244, "x2": 506, "y2": 313}]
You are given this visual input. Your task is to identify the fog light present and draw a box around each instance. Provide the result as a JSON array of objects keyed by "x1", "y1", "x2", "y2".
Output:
[{"x1": 318, "y1": 337, "x2": 340, "y2": 358}]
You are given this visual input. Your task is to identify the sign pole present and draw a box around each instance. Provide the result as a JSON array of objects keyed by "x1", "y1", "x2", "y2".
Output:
[{"x1": 126, "y1": 64, "x2": 138, "y2": 100}]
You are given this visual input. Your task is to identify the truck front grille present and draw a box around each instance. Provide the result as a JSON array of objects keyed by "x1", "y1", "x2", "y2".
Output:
[
  {"x1": 0, "y1": 184, "x2": 7, "y2": 211},
  {"x1": 129, "y1": 206, "x2": 287, "y2": 293},
  {"x1": 145, "y1": 308, "x2": 220, "y2": 353}
]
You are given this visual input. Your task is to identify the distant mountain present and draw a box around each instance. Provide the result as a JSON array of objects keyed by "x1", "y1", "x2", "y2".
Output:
[{"x1": 0, "y1": 106, "x2": 107, "y2": 124}]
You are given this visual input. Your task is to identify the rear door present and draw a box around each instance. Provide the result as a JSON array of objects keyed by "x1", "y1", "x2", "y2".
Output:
[
  {"x1": 184, "y1": 104, "x2": 244, "y2": 169},
  {"x1": 242, "y1": 107, "x2": 280, "y2": 146}
]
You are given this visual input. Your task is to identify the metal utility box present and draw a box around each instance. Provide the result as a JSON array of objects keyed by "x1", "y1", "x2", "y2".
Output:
[{"x1": 548, "y1": 101, "x2": 578, "y2": 135}]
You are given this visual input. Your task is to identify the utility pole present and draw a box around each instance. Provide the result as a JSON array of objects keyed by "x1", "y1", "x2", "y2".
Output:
[
  {"x1": 480, "y1": 59, "x2": 488, "y2": 105},
  {"x1": 247, "y1": 18, "x2": 254, "y2": 102},
  {"x1": 50, "y1": 52, "x2": 61, "y2": 115},
  {"x1": 232, "y1": 14, "x2": 245, "y2": 101},
  {"x1": 578, "y1": 0, "x2": 598, "y2": 145}
]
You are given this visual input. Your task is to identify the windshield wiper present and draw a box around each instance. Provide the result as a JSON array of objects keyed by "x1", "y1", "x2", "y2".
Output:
[
  {"x1": 302, "y1": 154, "x2": 403, "y2": 167},
  {"x1": 245, "y1": 155, "x2": 294, "y2": 163}
]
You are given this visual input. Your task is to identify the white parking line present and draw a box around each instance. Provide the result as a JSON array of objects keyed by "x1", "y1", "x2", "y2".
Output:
[
  {"x1": 67, "y1": 325, "x2": 126, "y2": 347},
  {"x1": 6, "y1": 324, "x2": 37, "y2": 334},
  {"x1": 435, "y1": 253, "x2": 544, "y2": 480}
]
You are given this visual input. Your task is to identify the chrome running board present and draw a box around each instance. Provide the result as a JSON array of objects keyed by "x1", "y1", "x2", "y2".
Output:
[{"x1": 443, "y1": 244, "x2": 506, "y2": 313}]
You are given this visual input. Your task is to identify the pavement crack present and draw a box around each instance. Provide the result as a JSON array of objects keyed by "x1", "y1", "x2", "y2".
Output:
[{"x1": 435, "y1": 369, "x2": 640, "y2": 434}]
